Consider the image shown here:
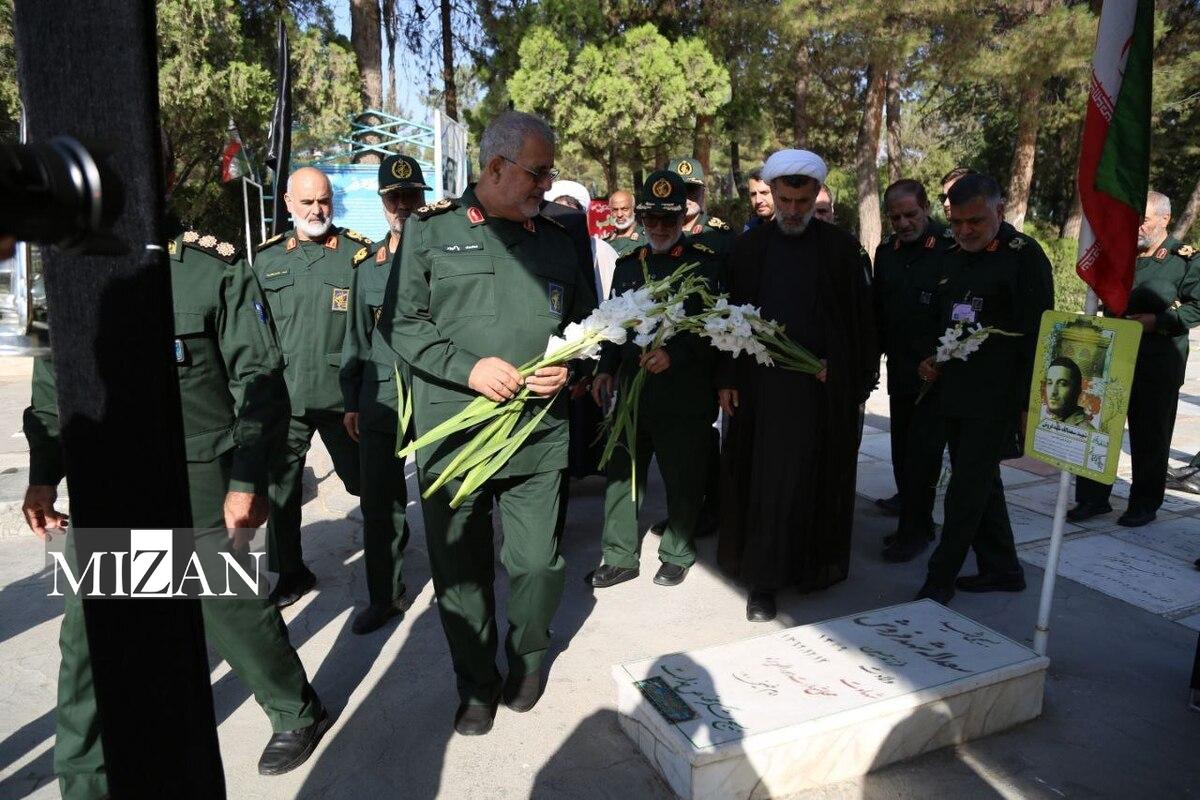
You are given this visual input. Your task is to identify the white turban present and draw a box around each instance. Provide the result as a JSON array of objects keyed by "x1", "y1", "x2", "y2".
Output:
[
  {"x1": 760, "y1": 149, "x2": 828, "y2": 184},
  {"x1": 548, "y1": 180, "x2": 591, "y2": 212}
]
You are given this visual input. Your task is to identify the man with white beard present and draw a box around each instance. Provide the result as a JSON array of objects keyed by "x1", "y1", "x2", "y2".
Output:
[
  {"x1": 605, "y1": 189, "x2": 644, "y2": 257},
  {"x1": 716, "y1": 149, "x2": 877, "y2": 623},
  {"x1": 255, "y1": 166, "x2": 373, "y2": 608}
]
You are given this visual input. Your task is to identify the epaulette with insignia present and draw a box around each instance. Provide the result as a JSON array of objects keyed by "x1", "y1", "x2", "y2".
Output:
[
  {"x1": 351, "y1": 246, "x2": 370, "y2": 267},
  {"x1": 692, "y1": 242, "x2": 716, "y2": 254},
  {"x1": 342, "y1": 228, "x2": 373, "y2": 246},
  {"x1": 706, "y1": 216, "x2": 729, "y2": 231},
  {"x1": 1178, "y1": 244, "x2": 1195, "y2": 259},
  {"x1": 257, "y1": 232, "x2": 285, "y2": 251},
  {"x1": 540, "y1": 213, "x2": 566, "y2": 229},
  {"x1": 882, "y1": 233, "x2": 893, "y2": 245},
  {"x1": 182, "y1": 230, "x2": 240, "y2": 264},
  {"x1": 942, "y1": 227, "x2": 955, "y2": 239},
  {"x1": 416, "y1": 198, "x2": 457, "y2": 220},
  {"x1": 1009, "y1": 236, "x2": 1027, "y2": 251}
]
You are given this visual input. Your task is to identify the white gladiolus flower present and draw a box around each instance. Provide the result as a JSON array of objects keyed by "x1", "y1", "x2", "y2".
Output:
[{"x1": 634, "y1": 332, "x2": 656, "y2": 348}]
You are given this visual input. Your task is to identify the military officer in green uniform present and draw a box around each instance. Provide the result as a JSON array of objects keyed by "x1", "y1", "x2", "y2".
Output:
[
  {"x1": 338, "y1": 154, "x2": 428, "y2": 633},
  {"x1": 915, "y1": 174, "x2": 1054, "y2": 604},
  {"x1": 377, "y1": 111, "x2": 594, "y2": 736},
  {"x1": 1071, "y1": 190, "x2": 1200, "y2": 527},
  {"x1": 873, "y1": 179, "x2": 956, "y2": 562},
  {"x1": 604, "y1": 189, "x2": 645, "y2": 257},
  {"x1": 22, "y1": 230, "x2": 329, "y2": 798},
  {"x1": 587, "y1": 170, "x2": 724, "y2": 590},
  {"x1": 669, "y1": 156, "x2": 734, "y2": 256},
  {"x1": 255, "y1": 166, "x2": 371, "y2": 608}
]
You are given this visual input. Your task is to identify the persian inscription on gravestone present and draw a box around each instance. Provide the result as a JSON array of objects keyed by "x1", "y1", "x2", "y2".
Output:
[{"x1": 624, "y1": 601, "x2": 1040, "y2": 748}]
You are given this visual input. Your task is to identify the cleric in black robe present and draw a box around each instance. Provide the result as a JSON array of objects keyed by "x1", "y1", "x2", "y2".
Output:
[{"x1": 717, "y1": 149, "x2": 877, "y2": 622}]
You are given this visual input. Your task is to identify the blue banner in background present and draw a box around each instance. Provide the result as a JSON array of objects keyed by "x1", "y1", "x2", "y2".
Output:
[{"x1": 324, "y1": 165, "x2": 390, "y2": 242}]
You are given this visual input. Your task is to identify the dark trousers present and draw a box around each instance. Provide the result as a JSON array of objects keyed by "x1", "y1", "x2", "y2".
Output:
[
  {"x1": 358, "y1": 422, "x2": 408, "y2": 606},
  {"x1": 926, "y1": 415, "x2": 1021, "y2": 587},
  {"x1": 888, "y1": 392, "x2": 917, "y2": 501},
  {"x1": 896, "y1": 392, "x2": 946, "y2": 543},
  {"x1": 267, "y1": 410, "x2": 360, "y2": 575},
  {"x1": 1077, "y1": 365, "x2": 1180, "y2": 513},
  {"x1": 56, "y1": 458, "x2": 320, "y2": 800},
  {"x1": 419, "y1": 469, "x2": 564, "y2": 705}
]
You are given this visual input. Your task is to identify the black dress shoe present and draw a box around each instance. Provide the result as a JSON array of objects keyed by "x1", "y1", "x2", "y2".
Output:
[
  {"x1": 1066, "y1": 501, "x2": 1112, "y2": 523},
  {"x1": 588, "y1": 564, "x2": 639, "y2": 588},
  {"x1": 915, "y1": 580, "x2": 955, "y2": 605},
  {"x1": 648, "y1": 518, "x2": 668, "y2": 536},
  {"x1": 454, "y1": 702, "x2": 497, "y2": 736},
  {"x1": 1167, "y1": 465, "x2": 1198, "y2": 481},
  {"x1": 874, "y1": 493, "x2": 903, "y2": 516},
  {"x1": 1168, "y1": 474, "x2": 1200, "y2": 495},
  {"x1": 268, "y1": 567, "x2": 317, "y2": 609},
  {"x1": 653, "y1": 562, "x2": 689, "y2": 586},
  {"x1": 351, "y1": 595, "x2": 410, "y2": 635},
  {"x1": 1117, "y1": 508, "x2": 1157, "y2": 527},
  {"x1": 257, "y1": 708, "x2": 332, "y2": 775},
  {"x1": 502, "y1": 672, "x2": 542, "y2": 713},
  {"x1": 746, "y1": 590, "x2": 776, "y2": 622},
  {"x1": 884, "y1": 526, "x2": 935, "y2": 547},
  {"x1": 955, "y1": 571, "x2": 1026, "y2": 593},
  {"x1": 882, "y1": 537, "x2": 929, "y2": 563}
]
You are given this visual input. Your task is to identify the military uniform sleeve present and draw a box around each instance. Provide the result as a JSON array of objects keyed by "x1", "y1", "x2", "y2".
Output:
[
  {"x1": 378, "y1": 216, "x2": 482, "y2": 389},
  {"x1": 339, "y1": 264, "x2": 369, "y2": 412},
  {"x1": 219, "y1": 261, "x2": 289, "y2": 495},
  {"x1": 1157, "y1": 253, "x2": 1200, "y2": 335},
  {"x1": 24, "y1": 356, "x2": 65, "y2": 486}
]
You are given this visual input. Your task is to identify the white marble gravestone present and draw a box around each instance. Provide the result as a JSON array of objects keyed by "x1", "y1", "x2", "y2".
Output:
[{"x1": 614, "y1": 600, "x2": 1048, "y2": 800}]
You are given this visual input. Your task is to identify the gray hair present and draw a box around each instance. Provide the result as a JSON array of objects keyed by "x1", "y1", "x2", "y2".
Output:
[
  {"x1": 479, "y1": 111, "x2": 555, "y2": 170},
  {"x1": 1146, "y1": 190, "x2": 1171, "y2": 217}
]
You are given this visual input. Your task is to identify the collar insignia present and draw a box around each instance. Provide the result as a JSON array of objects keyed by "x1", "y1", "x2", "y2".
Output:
[
  {"x1": 670, "y1": 244, "x2": 683, "y2": 257},
  {"x1": 285, "y1": 237, "x2": 297, "y2": 252},
  {"x1": 986, "y1": 239, "x2": 999, "y2": 252},
  {"x1": 925, "y1": 236, "x2": 936, "y2": 249},
  {"x1": 1155, "y1": 247, "x2": 1168, "y2": 261},
  {"x1": 376, "y1": 246, "x2": 389, "y2": 264},
  {"x1": 467, "y1": 207, "x2": 486, "y2": 225},
  {"x1": 523, "y1": 219, "x2": 536, "y2": 234},
  {"x1": 324, "y1": 235, "x2": 339, "y2": 251}
]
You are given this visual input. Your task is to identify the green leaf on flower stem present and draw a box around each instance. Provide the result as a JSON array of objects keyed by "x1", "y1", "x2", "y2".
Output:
[
  {"x1": 394, "y1": 365, "x2": 413, "y2": 448},
  {"x1": 422, "y1": 405, "x2": 523, "y2": 498},
  {"x1": 397, "y1": 388, "x2": 528, "y2": 458},
  {"x1": 449, "y1": 390, "x2": 561, "y2": 509}
]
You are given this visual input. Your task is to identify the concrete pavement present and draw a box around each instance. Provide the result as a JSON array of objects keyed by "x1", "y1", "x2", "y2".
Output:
[{"x1": 0, "y1": 336, "x2": 1198, "y2": 799}]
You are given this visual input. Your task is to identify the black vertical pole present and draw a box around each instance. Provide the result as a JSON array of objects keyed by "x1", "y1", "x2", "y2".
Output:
[
  {"x1": 266, "y1": 19, "x2": 292, "y2": 237},
  {"x1": 12, "y1": 1, "x2": 225, "y2": 796}
]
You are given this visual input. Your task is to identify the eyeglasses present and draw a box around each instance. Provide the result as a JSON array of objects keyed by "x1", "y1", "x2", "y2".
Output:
[
  {"x1": 641, "y1": 214, "x2": 681, "y2": 229},
  {"x1": 501, "y1": 156, "x2": 559, "y2": 185}
]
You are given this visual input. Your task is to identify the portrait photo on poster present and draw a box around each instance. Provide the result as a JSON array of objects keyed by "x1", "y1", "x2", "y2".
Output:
[{"x1": 1025, "y1": 311, "x2": 1143, "y2": 484}]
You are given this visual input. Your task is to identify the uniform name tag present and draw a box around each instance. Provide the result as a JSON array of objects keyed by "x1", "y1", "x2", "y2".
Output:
[
  {"x1": 443, "y1": 244, "x2": 483, "y2": 252},
  {"x1": 951, "y1": 303, "x2": 976, "y2": 323},
  {"x1": 331, "y1": 288, "x2": 349, "y2": 312},
  {"x1": 174, "y1": 339, "x2": 185, "y2": 364},
  {"x1": 548, "y1": 282, "x2": 564, "y2": 316}
]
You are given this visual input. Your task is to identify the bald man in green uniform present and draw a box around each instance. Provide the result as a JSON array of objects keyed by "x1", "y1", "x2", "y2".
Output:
[
  {"x1": 588, "y1": 170, "x2": 725, "y2": 590},
  {"x1": 255, "y1": 166, "x2": 372, "y2": 608},
  {"x1": 23, "y1": 230, "x2": 328, "y2": 798},
  {"x1": 377, "y1": 111, "x2": 594, "y2": 736},
  {"x1": 604, "y1": 189, "x2": 645, "y2": 257},
  {"x1": 1072, "y1": 190, "x2": 1200, "y2": 527},
  {"x1": 339, "y1": 154, "x2": 430, "y2": 633}
]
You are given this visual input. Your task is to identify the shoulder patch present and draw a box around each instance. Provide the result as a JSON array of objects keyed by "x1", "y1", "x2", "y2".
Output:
[
  {"x1": 942, "y1": 227, "x2": 955, "y2": 239},
  {"x1": 1009, "y1": 236, "x2": 1027, "y2": 251},
  {"x1": 415, "y1": 197, "x2": 457, "y2": 220},
  {"x1": 342, "y1": 228, "x2": 373, "y2": 246},
  {"x1": 706, "y1": 216, "x2": 729, "y2": 231},
  {"x1": 182, "y1": 231, "x2": 240, "y2": 264},
  {"x1": 691, "y1": 242, "x2": 716, "y2": 254},
  {"x1": 1177, "y1": 244, "x2": 1195, "y2": 259},
  {"x1": 351, "y1": 246, "x2": 370, "y2": 267},
  {"x1": 257, "y1": 232, "x2": 285, "y2": 251}
]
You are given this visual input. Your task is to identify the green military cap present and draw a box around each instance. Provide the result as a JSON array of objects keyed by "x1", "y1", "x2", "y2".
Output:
[
  {"x1": 378, "y1": 154, "x2": 431, "y2": 193},
  {"x1": 668, "y1": 156, "x2": 705, "y2": 185},
  {"x1": 636, "y1": 170, "x2": 687, "y2": 214}
]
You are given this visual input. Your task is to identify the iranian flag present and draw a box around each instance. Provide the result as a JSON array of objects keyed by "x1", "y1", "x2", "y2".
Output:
[
  {"x1": 219, "y1": 119, "x2": 253, "y2": 184},
  {"x1": 1075, "y1": 0, "x2": 1153, "y2": 315}
]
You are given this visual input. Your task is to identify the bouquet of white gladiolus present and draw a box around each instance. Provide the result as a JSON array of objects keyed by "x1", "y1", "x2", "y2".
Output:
[
  {"x1": 916, "y1": 321, "x2": 1021, "y2": 403},
  {"x1": 398, "y1": 264, "x2": 704, "y2": 508},
  {"x1": 694, "y1": 298, "x2": 824, "y2": 373}
]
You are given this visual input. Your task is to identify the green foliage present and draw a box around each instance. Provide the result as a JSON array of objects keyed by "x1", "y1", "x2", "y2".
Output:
[{"x1": 1025, "y1": 222, "x2": 1088, "y2": 313}]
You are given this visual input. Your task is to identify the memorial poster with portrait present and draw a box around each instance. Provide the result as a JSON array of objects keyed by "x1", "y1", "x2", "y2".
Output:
[{"x1": 1024, "y1": 311, "x2": 1142, "y2": 483}]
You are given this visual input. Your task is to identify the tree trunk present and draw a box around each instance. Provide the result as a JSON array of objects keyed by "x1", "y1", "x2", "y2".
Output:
[
  {"x1": 731, "y1": 139, "x2": 744, "y2": 200},
  {"x1": 855, "y1": 65, "x2": 887, "y2": 258},
  {"x1": 350, "y1": 0, "x2": 383, "y2": 109},
  {"x1": 693, "y1": 114, "x2": 714, "y2": 172},
  {"x1": 441, "y1": 0, "x2": 458, "y2": 120},
  {"x1": 382, "y1": 0, "x2": 398, "y2": 113},
  {"x1": 885, "y1": 69, "x2": 902, "y2": 184},
  {"x1": 1172, "y1": 174, "x2": 1200, "y2": 240},
  {"x1": 792, "y1": 45, "x2": 809, "y2": 146},
  {"x1": 1005, "y1": 81, "x2": 1042, "y2": 230},
  {"x1": 350, "y1": 0, "x2": 383, "y2": 164},
  {"x1": 1059, "y1": 120, "x2": 1083, "y2": 239},
  {"x1": 653, "y1": 144, "x2": 668, "y2": 170},
  {"x1": 605, "y1": 143, "x2": 619, "y2": 195}
]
